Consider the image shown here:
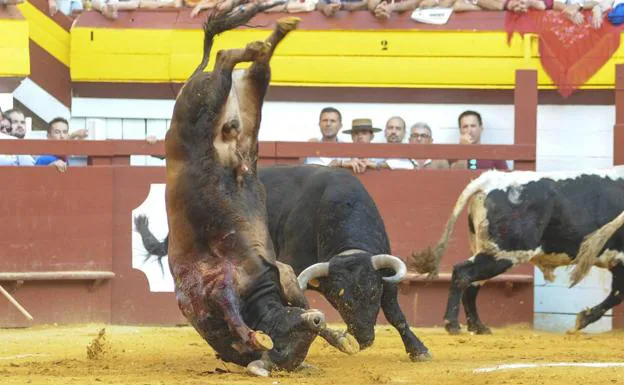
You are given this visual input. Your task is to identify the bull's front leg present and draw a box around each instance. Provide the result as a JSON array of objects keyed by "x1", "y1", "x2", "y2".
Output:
[
  {"x1": 206, "y1": 261, "x2": 273, "y2": 352},
  {"x1": 444, "y1": 254, "x2": 513, "y2": 335},
  {"x1": 381, "y1": 281, "x2": 431, "y2": 361},
  {"x1": 246, "y1": 353, "x2": 273, "y2": 377}
]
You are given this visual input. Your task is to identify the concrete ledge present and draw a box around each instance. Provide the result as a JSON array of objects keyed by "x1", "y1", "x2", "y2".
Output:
[
  {"x1": 402, "y1": 272, "x2": 534, "y2": 283},
  {"x1": 0, "y1": 271, "x2": 115, "y2": 281}
]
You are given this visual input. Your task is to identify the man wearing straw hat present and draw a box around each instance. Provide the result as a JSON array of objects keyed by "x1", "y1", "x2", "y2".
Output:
[{"x1": 340, "y1": 118, "x2": 382, "y2": 174}]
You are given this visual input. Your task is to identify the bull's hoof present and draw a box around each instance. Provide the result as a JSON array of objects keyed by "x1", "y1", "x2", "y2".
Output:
[
  {"x1": 247, "y1": 366, "x2": 269, "y2": 377},
  {"x1": 247, "y1": 360, "x2": 270, "y2": 377},
  {"x1": 276, "y1": 16, "x2": 301, "y2": 33},
  {"x1": 444, "y1": 321, "x2": 461, "y2": 335},
  {"x1": 245, "y1": 41, "x2": 271, "y2": 58},
  {"x1": 467, "y1": 323, "x2": 492, "y2": 335},
  {"x1": 336, "y1": 332, "x2": 360, "y2": 355},
  {"x1": 409, "y1": 350, "x2": 433, "y2": 362},
  {"x1": 249, "y1": 331, "x2": 274, "y2": 351},
  {"x1": 566, "y1": 309, "x2": 591, "y2": 334}
]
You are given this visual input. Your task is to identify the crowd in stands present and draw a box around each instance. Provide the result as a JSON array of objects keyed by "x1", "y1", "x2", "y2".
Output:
[
  {"x1": 0, "y1": 108, "x2": 87, "y2": 172},
  {"x1": 1, "y1": 0, "x2": 620, "y2": 28},
  {"x1": 304, "y1": 106, "x2": 509, "y2": 173},
  {"x1": 0, "y1": 105, "x2": 509, "y2": 173}
]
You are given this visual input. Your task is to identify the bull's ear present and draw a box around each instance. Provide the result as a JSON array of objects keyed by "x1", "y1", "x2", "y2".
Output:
[{"x1": 275, "y1": 261, "x2": 309, "y2": 308}]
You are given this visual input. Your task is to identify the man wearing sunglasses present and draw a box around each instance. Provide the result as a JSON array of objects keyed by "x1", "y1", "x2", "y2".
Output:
[{"x1": 408, "y1": 122, "x2": 449, "y2": 169}]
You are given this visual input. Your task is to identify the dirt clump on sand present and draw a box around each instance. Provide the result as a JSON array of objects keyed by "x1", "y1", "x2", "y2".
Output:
[
  {"x1": 1, "y1": 323, "x2": 624, "y2": 385},
  {"x1": 86, "y1": 327, "x2": 112, "y2": 360}
]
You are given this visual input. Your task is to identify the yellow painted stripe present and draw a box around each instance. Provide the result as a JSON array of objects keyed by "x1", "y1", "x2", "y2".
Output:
[
  {"x1": 0, "y1": 19, "x2": 30, "y2": 77},
  {"x1": 17, "y1": 1, "x2": 69, "y2": 66},
  {"x1": 69, "y1": 25, "x2": 621, "y2": 89}
]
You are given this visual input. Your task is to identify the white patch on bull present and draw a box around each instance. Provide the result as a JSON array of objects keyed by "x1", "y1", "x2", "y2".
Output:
[
  {"x1": 507, "y1": 184, "x2": 523, "y2": 205},
  {"x1": 474, "y1": 165, "x2": 624, "y2": 195},
  {"x1": 595, "y1": 249, "x2": 624, "y2": 269},
  {"x1": 213, "y1": 71, "x2": 245, "y2": 169},
  {"x1": 486, "y1": 247, "x2": 624, "y2": 283}
]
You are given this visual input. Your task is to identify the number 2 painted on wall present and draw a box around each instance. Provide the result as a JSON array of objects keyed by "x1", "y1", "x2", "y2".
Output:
[{"x1": 381, "y1": 40, "x2": 389, "y2": 51}]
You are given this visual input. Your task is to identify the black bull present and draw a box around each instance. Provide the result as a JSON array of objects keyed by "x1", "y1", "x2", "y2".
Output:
[
  {"x1": 162, "y1": 7, "x2": 347, "y2": 376},
  {"x1": 136, "y1": 165, "x2": 432, "y2": 361},
  {"x1": 411, "y1": 168, "x2": 624, "y2": 335}
]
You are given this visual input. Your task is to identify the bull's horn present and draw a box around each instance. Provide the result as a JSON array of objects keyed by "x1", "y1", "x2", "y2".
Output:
[
  {"x1": 371, "y1": 254, "x2": 407, "y2": 283},
  {"x1": 301, "y1": 309, "x2": 326, "y2": 331},
  {"x1": 297, "y1": 262, "x2": 329, "y2": 291}
]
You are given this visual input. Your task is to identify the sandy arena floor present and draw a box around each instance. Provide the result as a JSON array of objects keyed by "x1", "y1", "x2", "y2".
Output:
[{"x1": 1, "y1": 323, "x2": 623, "y2": 385}]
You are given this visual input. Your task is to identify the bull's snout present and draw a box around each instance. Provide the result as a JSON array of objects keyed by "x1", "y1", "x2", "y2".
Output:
[{"x1": 301, "y1": 310, "x2": 326, "y2": 331}]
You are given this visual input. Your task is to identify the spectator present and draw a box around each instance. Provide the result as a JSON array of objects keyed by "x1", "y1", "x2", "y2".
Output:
[
  {"x1": 0, "y1": 117, "x2": 10, "y2": 135},
  {"x1": 553, "y1": 0, "x2": 612, "y2": 28},
  {"x1": 192, "y1": 0, "x2": 315, "y2": 17},
  {"x1": 378, "y1": 116, "x2": 414, "y2": 170},
  {"x1": 49, "y1": 0, "x2": 83, "y2": 16},
  {"x1": 92, "y1": 0, "x2": 181, "y2": 20},
  {"x1": 304, "y1": 107, "x2": 347, "y2": 167},
  {"x1": 35, "y1": 117, "x2": 72, "y2": 173},
  {"x1": 368, "y1": 0, "x2": 420, "y2": 19},
  {"x1": 339, "y1": 118, "x2": 382, "y2": 174},
  {"x1": 5, "y1": 109, "x2": 27, "y2": 139},
  {"x1": 316, "y1": 0, "x2": 367, "y2": 16},
  {"x1": 0, "y1": 131, "x2": 35, "y2": 166},
  {"x1": 450, "y1": 110, "x2": 508, "y2": 170},
  {"x1": 408, "y1": 122, "x2": 449, "y2": 169}
]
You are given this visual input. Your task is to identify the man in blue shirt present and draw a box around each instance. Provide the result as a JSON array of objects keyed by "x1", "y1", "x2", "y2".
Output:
[{"x1": 36, "y1": 117, "x2": 70, "y2": 172}]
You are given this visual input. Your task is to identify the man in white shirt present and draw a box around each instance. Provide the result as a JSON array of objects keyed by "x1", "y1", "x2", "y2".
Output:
[
  {"x1": 378, "y1": 116, "x2": 415, "y2": 170},
  {"x1": 0, "y1": 131, "x2": 35, "y2": 166},
  {"x1": 304, "y1": 107, "x2": 348, "y2": 167}
]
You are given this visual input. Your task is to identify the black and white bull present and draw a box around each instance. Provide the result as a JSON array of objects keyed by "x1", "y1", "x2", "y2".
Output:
[
  {"x1": 137, "y1": 165, "x2": 431, "y2": 361},
  {"x1": 411, "y1": 167, "x2": 624, "y2": 335},
  {"x1": 164, "y1": 7, "x2": 335, "y2": 376}
]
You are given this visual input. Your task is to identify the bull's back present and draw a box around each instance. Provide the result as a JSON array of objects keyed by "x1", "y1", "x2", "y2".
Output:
[
  {"x1": 259, "y1": 165, "x2": 390, "y2": 270},
  {"x1": 482, "y1": 175, "x2": 624, "y2": 257}
]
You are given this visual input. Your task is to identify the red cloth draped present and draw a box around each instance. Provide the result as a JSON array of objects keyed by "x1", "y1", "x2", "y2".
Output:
[{"x1": 505, "y1": 10, "x2": 622, "y2": 98}]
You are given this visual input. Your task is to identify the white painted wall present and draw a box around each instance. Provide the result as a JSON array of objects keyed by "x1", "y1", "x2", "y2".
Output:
[
  {"x1": 13, "y1": 79, "x2": 70, "y2": 123},
  {"x1": 70, "y1": 98, "x2": 616, "y2": 171},
  {"x1": 0, "y1": 93, "x2": 13, "y2": 113}
]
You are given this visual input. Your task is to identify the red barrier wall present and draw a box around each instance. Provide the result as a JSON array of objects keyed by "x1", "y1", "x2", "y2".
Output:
[{"x1": 0, "y1": 165, "x2": 535, "y2": 329}]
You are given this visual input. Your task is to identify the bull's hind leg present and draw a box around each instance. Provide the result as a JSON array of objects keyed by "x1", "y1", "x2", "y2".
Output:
[
  {"x1": 205, "y1": 40, "x2": 272, "y2": 115},
  {"x1": 247, "y1": 17, "x2": 300, "y2": 88},
  {"x1": 462, "y1": 284, "x2": 491, "y2": 334},
  {"x1": 381, "y1": 281, "x2": 431, "y2": 361},
  {"x1": 239, "y1": 17, "x2": 300, "y2": 132},
  {"x1": 444, "y1": 254, "x2": 513, "y2": 335},
  {"x1": 569, "y1": 262, "x2": 624, "y2": 333}
]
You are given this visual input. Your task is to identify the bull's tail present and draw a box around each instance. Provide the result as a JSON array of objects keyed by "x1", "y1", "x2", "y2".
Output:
[
  {"x1": 190, "y1": 0, "x2": 287, "y2": 79},
  {"x1": 134, "y1": 214, "x2": 169, "y2": 275},
  {"x1": 410, "y1": 171, "x2": 494, "y2": 278},
  {"x1": 569, "y1": 209, "x2": 624, "y2": 287}
]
